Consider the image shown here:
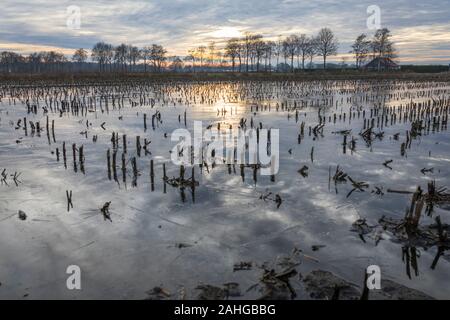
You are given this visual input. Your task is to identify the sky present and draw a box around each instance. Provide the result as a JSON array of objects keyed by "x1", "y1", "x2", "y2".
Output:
[{"x1": 0, "y1": 0, "x2": 449, "y2": 64}]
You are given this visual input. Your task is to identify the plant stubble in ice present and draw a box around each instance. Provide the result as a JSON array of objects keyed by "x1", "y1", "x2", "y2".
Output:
[{"x1": 171, "y1": 121, "x2": 279, "y2": 176}]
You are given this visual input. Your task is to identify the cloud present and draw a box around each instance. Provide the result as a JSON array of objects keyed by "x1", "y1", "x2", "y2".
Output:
[{"x1": 0, "y1": 0, "x2": 448, "y2": 64}]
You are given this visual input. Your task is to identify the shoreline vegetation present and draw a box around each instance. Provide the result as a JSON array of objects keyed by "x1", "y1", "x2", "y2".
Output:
[{"x1": 0, "y1": 70, "x2": 449, "y2": 84}]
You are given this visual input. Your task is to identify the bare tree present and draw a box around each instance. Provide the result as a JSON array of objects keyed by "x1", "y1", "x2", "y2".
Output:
[
  {"x1": 197, "y1": 46, "x2": 206, "y2": 70},
  {"x1": 225, "y1": 38, "x2": 240, "y2": 72},
  {"x1": 28, "y1": 52, "x2": 43, "y2": 73},
  {"x1": 208, "y1": 42, "x2": 216, "y2": 68},
  {"x1": 140, "y1": 46, "x2": 151, "y2": 72},
  {"x1": 242, "y1": 32, "x2": 254, "y2": 72},
  {"x1": 296, "y1": 34, "x2": 310, "y2": 70},
  {"x1": 150, "y1": 44, "x2": 167, "y2": 72},
  {"x1": 114, "y1": 43, "x2": 128, "y2": 72},
  {"x1": 273, "y1": 36, "x2": 283, "y2": 72},
  {"x1": 72, "y1": 48, "x2": 87, "y2": 63},
  {"x1": 91, "y1": 42, "x2": 113, "y2": 72},
  {"x1": 351, "y1": 34, "x2": 371, "y2": 69},
  {"x1": 264, "y1": 41, "x2": 275, "y2": 72},
  {"x1": 283, "y1": 35, "x2": 298, "y2": 72},
  {"x1": 72, "y1": 48, "x2": 88, "y2": 72},
  {"x1": 253, "y1": 35, "x2": 265, "y2": 72},
  {"x1": 316, "y1": 28, "x2": 339, "y2": 69},
  {"x1": 127, "y1": 46, "x2": 140, "y2": 72},
  {"x1": 306, "y1": 37, "x2": 318, "y2": 69},
  {"x1": 371, "y1": 28, "x2": 397, "y2": 70},
  {"x1": 104, "y1": 44, "x2": 113, "y2": 72},
  {"x1": 185, "y1": 49, "x2": 197, "y2": 72},
  {"x1": 92, "y1": 42, "x2": 112, "y2": 71}
]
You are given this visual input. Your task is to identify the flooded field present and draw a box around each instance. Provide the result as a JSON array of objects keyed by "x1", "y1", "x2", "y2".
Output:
[{"x1": 0, "y1": 79, "x2": 450, "y2": 300}]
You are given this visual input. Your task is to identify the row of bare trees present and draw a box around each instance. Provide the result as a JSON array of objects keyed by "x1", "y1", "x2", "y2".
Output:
[
  {"x1": 0, "y1": 50, "x2": 68, "y2": 73},
  {"x1": 89, "y1": 42, "x2": 167, "y2": 72},
  {"x1": 0, "y1": 28, "x2": 398, "y2": 74},
  {"x1": 220, "y1": 28, "x2": 338, "y2": 72},
  {"x1": 0, "y1": 42, "x2": 169, "y2": 74}
]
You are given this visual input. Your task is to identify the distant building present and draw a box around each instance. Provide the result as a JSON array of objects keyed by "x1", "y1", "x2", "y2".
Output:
[{"x1": 364, "y1": 57, "x2": 400, "y2": 71}]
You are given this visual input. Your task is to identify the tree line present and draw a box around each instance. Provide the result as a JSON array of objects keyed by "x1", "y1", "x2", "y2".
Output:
[
  {"x1": 221, "y1": 28, "x2": 338, "y2": 72},
  {"x1": 0, "y1": 28, "x2": 397, "y2": 74}
]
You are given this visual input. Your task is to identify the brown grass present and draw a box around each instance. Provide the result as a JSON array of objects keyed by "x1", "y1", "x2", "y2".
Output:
[{"x1": 0, "y1": 70, "x2": 449, "y2": 84}]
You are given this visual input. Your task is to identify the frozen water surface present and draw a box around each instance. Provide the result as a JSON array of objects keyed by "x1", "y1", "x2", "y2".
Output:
[{"x1": 0, "y1": 80, "x2": 449, "y2": 299}]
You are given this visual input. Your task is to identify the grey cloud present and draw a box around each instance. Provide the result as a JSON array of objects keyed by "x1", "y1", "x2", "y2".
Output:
[{"x1": 0, "y1": 0, "x2": 448, "y2": 63}]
